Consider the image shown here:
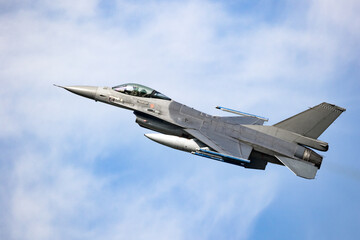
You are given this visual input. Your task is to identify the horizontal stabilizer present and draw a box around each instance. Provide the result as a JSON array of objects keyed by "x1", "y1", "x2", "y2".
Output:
[
  {"x1": 274, "y1": 102, "x2": 346, "y2": 139},
  {"x1": 275, "y1": 155, "x2": 318, "y2": 179}
]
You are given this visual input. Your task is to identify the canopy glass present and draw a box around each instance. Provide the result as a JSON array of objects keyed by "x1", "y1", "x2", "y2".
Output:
[{"x1": 112, "y1": 83, "x2": 171, "y2": 100}]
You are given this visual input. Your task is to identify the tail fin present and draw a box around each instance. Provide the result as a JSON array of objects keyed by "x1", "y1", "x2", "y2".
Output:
[{"x1": 274, "y1": 102, "x2": 346, "y2": 139}]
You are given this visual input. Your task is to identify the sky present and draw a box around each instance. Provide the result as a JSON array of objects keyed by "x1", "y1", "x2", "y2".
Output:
[{"x1": 0, "y1": 0, "x2": 359, "y2": 239}]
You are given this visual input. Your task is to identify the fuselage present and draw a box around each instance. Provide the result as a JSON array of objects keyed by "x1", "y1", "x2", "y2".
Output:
[
  {"x1": 57, "y1": 83, "x2": 347, "y2": 179},
  {"x1": 93, "y1": 85, "x2": 321, "y2": 168}
]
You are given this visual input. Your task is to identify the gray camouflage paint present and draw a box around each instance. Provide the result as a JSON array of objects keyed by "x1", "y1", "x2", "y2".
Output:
[{"x1": 56, "y1": 84, "x2": 345, "y2": 179}]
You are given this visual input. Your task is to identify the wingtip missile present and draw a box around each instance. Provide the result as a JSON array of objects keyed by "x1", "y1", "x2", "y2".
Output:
[{"x1": 216, "y1": 106, "x2": 269, "y2": 122}]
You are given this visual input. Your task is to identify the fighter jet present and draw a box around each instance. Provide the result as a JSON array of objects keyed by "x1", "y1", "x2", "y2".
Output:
[{"x1": 55, "y1": 83, "x2": 346, "y2": 179}]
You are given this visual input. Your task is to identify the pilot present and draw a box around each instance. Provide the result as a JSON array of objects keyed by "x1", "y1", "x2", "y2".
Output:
[{"x1": 139, "y1": 89, "x2": 147, "y2": 97}]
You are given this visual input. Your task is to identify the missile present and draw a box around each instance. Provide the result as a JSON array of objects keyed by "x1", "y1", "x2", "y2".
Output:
[
  {"x1": 216, "y1": 106, "x2": 268, "y2": 122},
  {"x1": 144, "y1": 133, "x2": 206, "y2": 152}
]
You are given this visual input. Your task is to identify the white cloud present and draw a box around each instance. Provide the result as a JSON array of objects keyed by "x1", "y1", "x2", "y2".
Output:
[
  {"x1": 42, "y1": 0, "x2": 99, "y2": 17},
  {"x1": 7, "y1": 151, "x2": 278, "y2": 239}
]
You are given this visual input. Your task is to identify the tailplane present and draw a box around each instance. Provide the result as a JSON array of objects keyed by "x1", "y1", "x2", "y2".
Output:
[
  {"x1": 275, "y1": 155, "x2": 318, "y2": 179},
  {"x1": 274, "y1": 102, "x2": 346, "y2": 139}
]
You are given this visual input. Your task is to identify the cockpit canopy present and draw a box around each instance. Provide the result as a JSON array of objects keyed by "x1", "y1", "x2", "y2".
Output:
[{"x1": 112, "y1": 83, "x2": 171, "y2": 100}]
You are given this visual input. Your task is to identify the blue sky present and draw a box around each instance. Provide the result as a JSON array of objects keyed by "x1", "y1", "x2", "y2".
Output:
[{"x1": 1, "y1": 0, "x2": 359, "y2": 239}]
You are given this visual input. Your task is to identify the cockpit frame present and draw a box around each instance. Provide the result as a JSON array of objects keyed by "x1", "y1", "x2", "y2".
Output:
[{"x1": 112, "y1": 83, "x2": 171, "y2": 101}]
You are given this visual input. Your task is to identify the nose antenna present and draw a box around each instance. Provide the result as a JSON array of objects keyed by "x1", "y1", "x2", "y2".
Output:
[{"x1": 53, "y1": 84, "x2": 65, "y2": 89}]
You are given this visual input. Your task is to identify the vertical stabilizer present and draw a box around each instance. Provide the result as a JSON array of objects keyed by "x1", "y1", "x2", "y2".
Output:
[{"x1": 274, "y1": 103, "x2": 346, "y2": 139}]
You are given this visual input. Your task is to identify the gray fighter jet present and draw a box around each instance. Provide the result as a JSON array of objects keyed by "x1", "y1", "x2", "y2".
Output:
[{"x1": 55, "y1": 83, "x2": 346, "y2": 179}]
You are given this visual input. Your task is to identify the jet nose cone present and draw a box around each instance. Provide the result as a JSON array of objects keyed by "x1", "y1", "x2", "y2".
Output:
[{"x1": 62, "y1": 86, "x2": 98, "y2": 100}]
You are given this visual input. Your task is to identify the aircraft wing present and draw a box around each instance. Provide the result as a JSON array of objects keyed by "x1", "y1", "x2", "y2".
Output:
[{"x1": 184, "y1": 128, "x2": 253, "y2": 161}]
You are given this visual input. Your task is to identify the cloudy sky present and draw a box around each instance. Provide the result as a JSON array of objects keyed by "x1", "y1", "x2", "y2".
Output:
[{"x1": 1, "y1": 0, "x2": 359, "y2": 239}]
